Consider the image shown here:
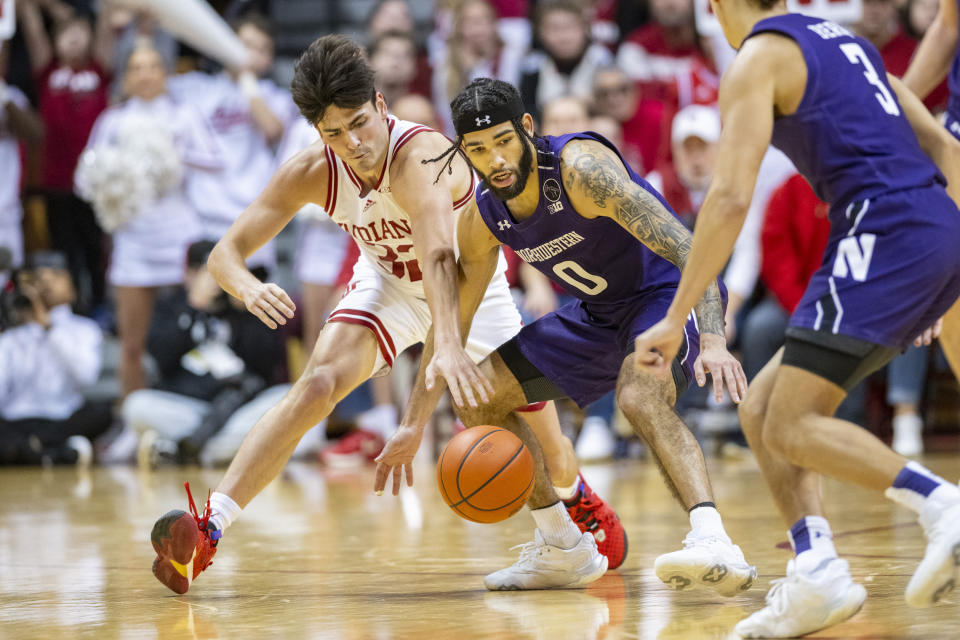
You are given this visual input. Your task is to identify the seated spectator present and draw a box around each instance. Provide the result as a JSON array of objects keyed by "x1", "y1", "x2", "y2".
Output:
[
  {"x1": 1, "y1": 41, "x2": 45, "y2": 273},
  {"x1": 122, "y1": 241, "x2": 297, "y2": 467},
  {"x1": 369, "y1": 30, "x2": 427, "y2": 108},
  {"x1": 540, "y1": 94, "x2": 590, "y2": 137},
  {"x1": 616, "y1": 0, "x2": 718, "y2": 107},
  {"x1": 856, "y1": 0, "x2": 948, "y2": 111},
  {"x1": 590, "y1": 66, "x2": 667, "y2": 173},
  {"x1": 76, "y1": 43, "x2": 222, "y2": 398},
  {"x1": 588, "y1": 114, "x2": 625, "y2": 149},
  {"x1": 167, "y1": 13, "x2": 295, "y2": 272},
  {"x1": 391, "y1": 93, "x2": 441, "y2": 129},
  {"x1": 518, "y1": 0, "x2": 612, "y2": 119},
  {"x1": 366, "y1": 1, "x2": 433, "y2": 99},
  {"x1": 431, "y1": 0, "x2": 521, "y2": 135},
  {"x1": 645, "y1": 104, "x2": 720, "y2": 229},
  {"x1": 0, "y1": 251, "x2": 110, "y2": 465}
]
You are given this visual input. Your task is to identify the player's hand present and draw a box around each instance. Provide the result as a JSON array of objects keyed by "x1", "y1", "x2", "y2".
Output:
[
  {"x1": 634, "y1": 317, "x2": 685, "y2": 376},
  {"x1": 694, "y1": 333, "x2": 748, "y2": 404},
  {"x1": 374, "y1": 424, "x2": 424, "y2": 496},
  {"x1": 240, "y1": 281, "x2": 295, "y2": 329},
  {"x1": 426, "y1": 342, "x2": 494, "y2": 408},
  {"x1": 913, "y1": 317, "x2": 943, "y2": 347},
  {"x1": 522, "y1": 282, "x2": 558, "y2": 319}
]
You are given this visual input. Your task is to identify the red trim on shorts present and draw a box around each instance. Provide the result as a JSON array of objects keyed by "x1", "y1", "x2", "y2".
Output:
[
  {"x1": 324, "y1": 147, "x2": 339, "y2": 216},
  {"x1": 515, "y1": 401, "x2": 548, "y2": 413},
  {"x1": 328, "y1": 309, "x2": 397, "y2": 367}
]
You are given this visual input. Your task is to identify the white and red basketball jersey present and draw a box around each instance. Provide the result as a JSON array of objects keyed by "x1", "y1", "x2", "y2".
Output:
[{"x1": 323, "y1": 117, "x2": 478, "y2": 298}]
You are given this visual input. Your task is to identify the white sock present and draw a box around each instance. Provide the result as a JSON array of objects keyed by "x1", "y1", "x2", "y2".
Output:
[
  {"x1": 531, "y1": 501, "x2": 582, "y2": 549},
  {"x1": 689, "y1": 504, "x2": 730, "y2": 542},
  {"x1": 208, "y1": 492, "x2": 242, "y2": 533},
  {"x1": 788, "y1": 516, "x2": 838, "y2": 575},
  {"x1": 553, "y1": 478, "x2": 580, "y2": 502},
  {"x1": 885, "y1": 461, "x2": 960, "y2": 521}
]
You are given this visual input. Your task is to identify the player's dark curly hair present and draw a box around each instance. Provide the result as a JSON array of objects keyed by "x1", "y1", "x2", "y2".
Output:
[
  {"x1": 423, "y1": 78, "x2": 539, "y2": 183},
  {"x1": 291, "y1": 35, "x2": 377, "y2": 125}
]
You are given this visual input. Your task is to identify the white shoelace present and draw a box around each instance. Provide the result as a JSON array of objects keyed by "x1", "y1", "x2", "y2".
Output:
[{"x1": 510, "y1": 540, "x2": 547, "y2": 567}]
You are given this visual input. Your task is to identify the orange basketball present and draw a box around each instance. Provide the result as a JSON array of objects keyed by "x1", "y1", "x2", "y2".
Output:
[{"x1": 436, "y1": 425, "x2": 535, "y2": 523}]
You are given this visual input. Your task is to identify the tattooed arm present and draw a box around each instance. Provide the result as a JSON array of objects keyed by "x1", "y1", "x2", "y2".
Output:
[{"x1": 559, "y1": 139, "x2": 725, "y2": 336}]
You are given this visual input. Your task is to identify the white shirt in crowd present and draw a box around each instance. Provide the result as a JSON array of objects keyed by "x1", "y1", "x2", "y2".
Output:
[
  {"x1": 0, "y1": 85, "x2": 30, "y2": 267},
  {"x1": 521, "y1": 43, "x2": 612, "y2": 110},
  {"x1": 78, "y1": 94, "x2": 223, "y2": 287},
  {"x1": 0, "y1": 305, "x2": 103, "y2": 421},
  {"x1": 168, "y1": 72, "x2": 296, "y2": 266}
]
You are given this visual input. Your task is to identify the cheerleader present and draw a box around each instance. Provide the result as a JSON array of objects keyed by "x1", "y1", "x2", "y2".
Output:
[{"x1": 76, "y1": 43, "x2": 223, "y2": 396}]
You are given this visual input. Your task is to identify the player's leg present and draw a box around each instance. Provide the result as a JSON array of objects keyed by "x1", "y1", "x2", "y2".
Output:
[
  {"x1": 940, "y1": 295, "x2": 960, "y2": 378},
  {"x1": 115, "y1": 285, "x2": 158, "y2": 397},
  {"x1": 453, "y1": 351, "x2": 607, "y2": 590},
  {"x1": 734, "y1": 349, "x2": 865, "y2": 639},
  {"x1": 517, "y1": 402, "x2": 577, "y2": 488},
  {"x1": 614, "y1": 351, "x2": 756, "y2": 595},
  {"x1": 466, "y1": 278, "x2": 626, "y2": 569},
  {"x1": 150, "y1": 321, "x2": 379, "y2": 594}
]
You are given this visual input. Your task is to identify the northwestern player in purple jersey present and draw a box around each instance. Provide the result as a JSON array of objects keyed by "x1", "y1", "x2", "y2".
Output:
[
  {"x1": 634, "y1": 0, "x2": 960, "y2": 636},
  {"x1": 376, "y1": 77, "x2": 758, "y2": 593},
  {"x1": 902, "y1": 0, "x2": 960, "y2": 377}
]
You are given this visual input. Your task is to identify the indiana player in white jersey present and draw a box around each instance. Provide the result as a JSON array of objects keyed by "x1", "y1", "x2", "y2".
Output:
[{"x1": 147, "y1": 35, "x2": 620, "y2": 595}]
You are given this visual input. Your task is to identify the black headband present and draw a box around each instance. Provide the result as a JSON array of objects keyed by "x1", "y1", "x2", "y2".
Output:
[{"x1": 453, "y1": 90, "x2": 526, "y2": 137}]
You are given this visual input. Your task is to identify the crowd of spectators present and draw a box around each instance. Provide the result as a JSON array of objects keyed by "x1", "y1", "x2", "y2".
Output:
[{"x1": 1, "y1": 0, "x2": 956, "y2": 471}]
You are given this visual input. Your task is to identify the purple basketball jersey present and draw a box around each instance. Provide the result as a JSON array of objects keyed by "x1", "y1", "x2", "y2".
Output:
[
  {"x1": 475, "y1": 132, "x2": 680, "y2": 303},
  {"x1": 746, "y1": 14, "x2": 944, "y2": 222}
]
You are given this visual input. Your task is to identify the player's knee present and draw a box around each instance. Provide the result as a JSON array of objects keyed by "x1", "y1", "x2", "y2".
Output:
[
  {"x1": 737, "y1": 392, "x2": 767, "y2": 440},
  {"x1": 616, "y1": 381, "x2": 669, "y2": 428},
  {"x1": 296, "y1": 366, "x2": 340, "y2": 410},
  {"x1": 760, "y1": 416, "x2": 802, "y2": 464}
]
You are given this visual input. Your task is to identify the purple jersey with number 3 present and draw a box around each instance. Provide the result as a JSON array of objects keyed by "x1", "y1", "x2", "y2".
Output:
[
  {"x1": 747, "y1": 14, "x2": 944, "y2": 218},
  {"x1": 475, "y1": 132, "x2": 680, "y2": 303},
  {"x1": 745, "y1": 14, "x2": 960, "y2": 349}
]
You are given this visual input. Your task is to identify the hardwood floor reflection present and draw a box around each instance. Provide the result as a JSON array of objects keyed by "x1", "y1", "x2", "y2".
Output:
[{"x1": 1, "y1": 455, "x2": 959, "y2": 639}]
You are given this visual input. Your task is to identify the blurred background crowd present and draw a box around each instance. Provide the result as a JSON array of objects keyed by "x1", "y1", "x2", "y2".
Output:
[{"x1": 1, "y1": 0, "x2": 957, "y2": 472}]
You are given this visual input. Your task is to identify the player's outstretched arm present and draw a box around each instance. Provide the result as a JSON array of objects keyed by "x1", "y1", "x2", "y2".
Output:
[
  {"x1": 632, "y1": 35, "x2": 789, "y2": 372},
  {"x1": 902, "y1": 0, "x2": 958, "y2": 101},
  {"x1": 392, "y1": 136, "x2": 493, "y2": 408},
  {"x1": 375, "y1": 204, "x2": 501, "y2": 495},
  {"x1": 208, "y1": 148, "x2": 328, "y2": 328},
  {"x1": 888, "y1": 73, "x2": 960, "y2": 202}
]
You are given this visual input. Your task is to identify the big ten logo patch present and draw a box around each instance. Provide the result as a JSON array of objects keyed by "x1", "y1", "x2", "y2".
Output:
[
  {"x1": 694, "y1": 0, "x2": 862, "y2": 38},
  {"x1": 543, "y1": 178, "x2": 564, "y2": 213}
]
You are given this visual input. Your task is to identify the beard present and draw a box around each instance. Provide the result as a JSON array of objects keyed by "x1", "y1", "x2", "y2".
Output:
[{"x1": 476, "y1": 137, "x2": 534, "y2": 201}]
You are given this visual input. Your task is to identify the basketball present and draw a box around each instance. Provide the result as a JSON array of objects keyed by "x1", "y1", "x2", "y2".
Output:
[{"x1": 437, "y1": 425, "x2": 535, "y2": 523}]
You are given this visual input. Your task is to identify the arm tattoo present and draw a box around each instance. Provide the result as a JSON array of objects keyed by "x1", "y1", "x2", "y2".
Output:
[{"x1": 563, "y1": 142, "x2": 725, "y2": 336}]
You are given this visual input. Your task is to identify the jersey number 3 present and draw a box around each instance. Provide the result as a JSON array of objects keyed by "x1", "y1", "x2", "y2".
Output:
[{"x1": 839, "y1": 43, "x2": 900, "y2": 116}]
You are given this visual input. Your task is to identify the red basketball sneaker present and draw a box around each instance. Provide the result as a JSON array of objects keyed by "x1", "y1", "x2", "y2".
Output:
[
  {"x1": 564, "y1": 473, "x2": 628, "y2": 569},
  {"x1": 151, "y1": 483, "x2": 220, "y2": 594},
  {"x1": 320, "y1": 429, "x2": 385, "y2": 467}
]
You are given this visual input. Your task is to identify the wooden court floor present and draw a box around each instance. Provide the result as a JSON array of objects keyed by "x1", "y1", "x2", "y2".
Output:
[{"x1": 2, "y1": 455, "x2": 960, "y2": 639}]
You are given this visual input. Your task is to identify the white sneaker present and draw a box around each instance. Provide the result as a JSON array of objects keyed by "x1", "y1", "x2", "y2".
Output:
[
  {"x1": 483, "y1": 591, "x2": 609, "y2": 639},
  {"x1": 484, "y1": 529, "x2": 608, "y2": 591},
  {"x1": 575, "y1": 417, "x2": 616, "y2": 461},
  {"x1": 654, "y1": 533, "x2": 757, "y2": 596},
  {"x1": 734, "y1": 558, "x2": 866, "y2": 638},
  {"x1": 892, "y1": 414, "x2": 924, "y2": 457},
  {"x1": 906, "y1": 500, "x2": 960, "y2": 607},
  {"x1": 66, "y1": 436, "x2": 93, "y2": 467}
]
